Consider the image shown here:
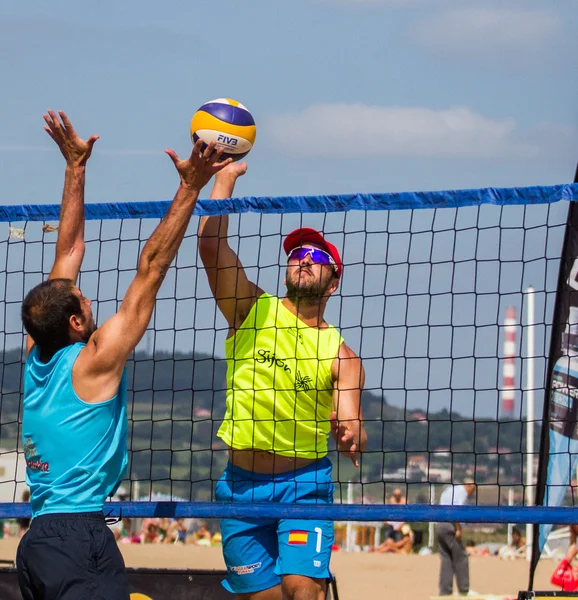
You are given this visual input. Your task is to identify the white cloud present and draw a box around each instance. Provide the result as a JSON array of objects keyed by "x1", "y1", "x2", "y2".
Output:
[
  {"x1": 264, "y1": 104, "x2": 539, "y2": 158},
  {"x1": 413, "y1": 8, "x2": 561, "y2": 53}
]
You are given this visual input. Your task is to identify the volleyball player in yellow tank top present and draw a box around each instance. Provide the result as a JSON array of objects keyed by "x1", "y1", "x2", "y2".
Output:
[{"x1": 199, "y1": 163, "x2": 367, "y2": 600}]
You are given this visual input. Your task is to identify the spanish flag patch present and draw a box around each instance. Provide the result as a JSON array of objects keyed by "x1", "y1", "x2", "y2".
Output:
[{"x1": 288, "y1": 530, "x2": 308, "y2": 545}]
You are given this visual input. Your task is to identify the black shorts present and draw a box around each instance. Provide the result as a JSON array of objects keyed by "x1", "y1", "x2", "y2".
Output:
[{"x1": 16, "y1": 512, "x2": 129, "y2": 600}]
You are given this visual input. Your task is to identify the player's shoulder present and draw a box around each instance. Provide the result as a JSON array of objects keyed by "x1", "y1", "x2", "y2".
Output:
[
  {"x1": 337, "y1": 341, "x2": 360, "y2": 361},
  {"x1": 74, "y1": 331, "x2": 103, "y2": 371}
]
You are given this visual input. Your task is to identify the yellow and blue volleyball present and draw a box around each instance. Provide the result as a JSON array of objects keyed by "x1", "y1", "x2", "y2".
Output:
[{"x1": 190, "y1": 98, "x2": 256, "y2": 162}]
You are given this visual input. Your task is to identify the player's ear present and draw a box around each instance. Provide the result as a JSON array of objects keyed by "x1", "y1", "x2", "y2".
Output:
[
  {"x1": 69, "y1": 313, "x2": 84, "y2": 332},
  {"x1": 327, "y1": 275, "x2": 340, "y2": 295}
]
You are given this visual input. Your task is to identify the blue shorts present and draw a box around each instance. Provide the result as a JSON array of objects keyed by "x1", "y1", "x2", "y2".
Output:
[{"x1": 215, "y1": 458, "x2": 335, "y2": 595}]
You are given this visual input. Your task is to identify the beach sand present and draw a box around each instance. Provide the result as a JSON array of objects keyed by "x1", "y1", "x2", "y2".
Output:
[{"x1": 0, "y1": 538, "x2": 565, "y2": 599}]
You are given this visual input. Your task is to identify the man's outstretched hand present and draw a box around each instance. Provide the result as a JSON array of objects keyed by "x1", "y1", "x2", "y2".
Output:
[
  {"x1": 330, "y1": 411, "x2": 361, "y2": 467},
  {"x1": 215, "y1": 160, "x2": 248, "y2": 182},
  {"x1": 43, "y1": 110, "x2": 99, "y2": 167},
  {"x1": 166, "y1": 139, "x2": 233, "y2": 192}
]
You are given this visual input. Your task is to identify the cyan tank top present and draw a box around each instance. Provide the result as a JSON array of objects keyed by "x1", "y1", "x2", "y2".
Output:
[{"x1": 23, "y1": 342, "x2": 128, "y2": 517}]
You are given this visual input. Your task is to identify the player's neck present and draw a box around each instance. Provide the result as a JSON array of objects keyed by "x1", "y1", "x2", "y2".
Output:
[{"x1": 282, "y1": 296, "x2": 327, "y2": 329}]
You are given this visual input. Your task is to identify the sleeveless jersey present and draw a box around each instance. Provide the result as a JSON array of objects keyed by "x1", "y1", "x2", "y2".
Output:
[
  {"x1": 23, "y1": 342, "x2": 128, "y2": 517},
  {"x1": 218, "y1": 293, "x2": 343, "y2": 459}
]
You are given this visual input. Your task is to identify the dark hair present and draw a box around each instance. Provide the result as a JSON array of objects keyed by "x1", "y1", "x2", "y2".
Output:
[{"x1": 21, "y1": 279, "x2": 82, "y2": 356}]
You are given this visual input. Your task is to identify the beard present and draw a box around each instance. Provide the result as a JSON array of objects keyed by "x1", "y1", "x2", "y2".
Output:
[
  {"x1": 286, "y1": 269, "x2": 333, "y2": 305},
  {"x1": 81, "y1": 318, "x2": 97, "y2": 342}
]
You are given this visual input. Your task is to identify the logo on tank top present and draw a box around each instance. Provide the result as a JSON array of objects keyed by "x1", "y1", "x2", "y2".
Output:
[
  {"x1": 288, "y1": 327, "x2": 304, "y2": 345},
  {"x1": 255, "y1": 349, "x2": 292, "y2": 374},
  {"x1": 255, "y1": 350, "x2": 316, "y2": 393},
  {"x1": 23, "y1": 438, "x2": 49, "y2": 473},
  {"x1": 295, "y1": 370, "x2": 313, "y2": 392}
]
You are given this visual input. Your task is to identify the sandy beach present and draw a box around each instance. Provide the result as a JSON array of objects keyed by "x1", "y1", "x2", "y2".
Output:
[{"x1": 0, "y1": 538, "x2": 565, "y2": 599}]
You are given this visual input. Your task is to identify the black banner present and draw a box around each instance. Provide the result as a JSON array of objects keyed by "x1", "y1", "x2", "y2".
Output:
[
  {"x1": 519, "y1": 594, "x2": 578, "y2": 599},
  {"x1": 530, "y1": 164, "x2": 578, "y2": 589},
  {"x1": 0, "y1": 567, "x2": 339, "y2": 599},
  {"x1": 0, "y1": 568, "x2": 231, "y2": 600}
]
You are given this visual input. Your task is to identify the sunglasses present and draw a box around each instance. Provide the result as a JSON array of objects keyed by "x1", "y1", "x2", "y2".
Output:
[{"x1": 287, "y1": 246, "x2": 337, "y2": 273}]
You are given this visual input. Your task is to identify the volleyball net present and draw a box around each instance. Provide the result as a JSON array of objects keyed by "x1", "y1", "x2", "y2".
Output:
[{"x1": 1, "y1": 183, "x2": 578, "y2": 527}]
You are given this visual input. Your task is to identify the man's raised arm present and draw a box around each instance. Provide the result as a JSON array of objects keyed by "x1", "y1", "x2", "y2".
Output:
[
  {"x1": 44, "y1": 110, "x2": 98, "y2": 282},
  {"x1": 73, "y1": 141, "x2": 232, "y2": 403},
  {"x1": 27, "y1": 111, "x2": 98, "y2": 354},
  {"x1": 198, "y1": 163, "x2": 262, "y2": 331}
]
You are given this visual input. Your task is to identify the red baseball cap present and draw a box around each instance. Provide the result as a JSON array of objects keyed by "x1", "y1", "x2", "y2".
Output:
[{"x1": 283, "y1": 227, "x2": 342, "y2": 279}]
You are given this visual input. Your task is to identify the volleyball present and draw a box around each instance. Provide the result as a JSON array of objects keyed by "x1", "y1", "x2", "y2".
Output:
[{"x1": 190, "y1": 98, "x2": 256, "y2": 162}]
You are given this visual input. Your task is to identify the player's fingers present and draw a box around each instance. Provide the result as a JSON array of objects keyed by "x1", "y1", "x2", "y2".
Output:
[
  {"x1": 43, "y1": 113, "x2": 57, "y2": 132},
  {"x1": 341, "y1": 429, "x2": 354, "y2": 442},
  {"x1": 165, "y1": 149, "x2": 180, "y2": 166},
  {"x1": 202, "y1": 140, "x2": 218, "y2": 160},
  {"x1": 43, "y1": 126, "x2": 56, "y2": 141},
  {"x1": 213, "y1": 157, "x2": 233, "y2": 172},
  {"x1": 86, "y1": 135, "x2": 100, "y2": 148},
  {"x1": 209, "y1": 146, "x2": 226, "y2": 164},
  {"x1": 192, "y1": 138, "x2": 204, "y2": 157},
  {"x1": 58, "y1": 111, "x2": 74, "y2": 136},
  {"x1": 47, "y1": 109, "x2": 61, "y2": 131}
]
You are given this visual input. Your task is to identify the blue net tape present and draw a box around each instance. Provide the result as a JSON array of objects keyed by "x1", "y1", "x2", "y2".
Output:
[
  {"x1": 2, "y1": 183, "x2": 577, "y2": 222},
  {"x1": 2, "y1": 502, "x2": 578, "y2": 522}
]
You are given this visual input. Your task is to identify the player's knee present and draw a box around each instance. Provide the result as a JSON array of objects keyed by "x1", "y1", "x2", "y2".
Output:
[{"x1": 281, "y1": 575, "x2": 325, "y2": 600}]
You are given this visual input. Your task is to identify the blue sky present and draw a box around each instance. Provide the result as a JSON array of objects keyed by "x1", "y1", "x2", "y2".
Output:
[
  {"x1": 1, "y1": 1, "x2": 576, "y2": 421},
  {"x1": 0, "y1": 0, "x2": 576, "y2": 205}
]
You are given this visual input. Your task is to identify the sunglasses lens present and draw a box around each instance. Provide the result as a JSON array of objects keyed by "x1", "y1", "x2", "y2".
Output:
[
  {"x1": 310, "y1": 249, "x2": 332, "y2": 265},
  {"x1": 288, "y1": 248, "x2": 309, "y2": 261},
  {"x1": 289, "y1": 247, "x2": 332, "y2": 265}
]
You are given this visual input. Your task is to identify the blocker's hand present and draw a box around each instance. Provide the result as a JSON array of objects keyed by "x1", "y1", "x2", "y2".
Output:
[
  {"x1": 166, "y1": 140, "x2": 233, "y2": 191},
  {"x1": 43, "y1": 110, "x2": 99, "y2": 167},
  {"x1": 330, "y1": 411, "x2": 361, "y2": 467},
  {"x1": 215, "y1": 160, "x2": 248, "y2": 182}
]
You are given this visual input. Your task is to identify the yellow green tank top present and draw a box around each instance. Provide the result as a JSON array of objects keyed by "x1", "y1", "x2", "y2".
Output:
[{"x1": 218, "y1": 293, "x2": 344, "y2": 459}]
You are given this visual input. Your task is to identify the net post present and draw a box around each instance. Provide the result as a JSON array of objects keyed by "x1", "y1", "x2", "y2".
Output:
[{"x1": 525, "y1": 285, "x2": 536, "y2": 563}]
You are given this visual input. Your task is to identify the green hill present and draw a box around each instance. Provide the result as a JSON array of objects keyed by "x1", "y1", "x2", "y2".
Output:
[{"x1": 1, "y1": 348, "x2": 527, "y2": 499}]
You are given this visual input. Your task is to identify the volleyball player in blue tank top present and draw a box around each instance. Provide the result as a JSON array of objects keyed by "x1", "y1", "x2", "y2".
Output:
[{"x1": 17, "y1": 110, "x2": 234, "y2": 600}]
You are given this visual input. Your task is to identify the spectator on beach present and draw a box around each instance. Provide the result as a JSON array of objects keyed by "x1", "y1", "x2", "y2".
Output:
[
  {"x1": 110, "y1": 518, "x2": 132, "y2": 543},
  {"x1": 211, "y1": 531, "x2": 222, "y2": 546},
  {"x1": 158, "y1": 518, "x2": 171, "y2": 540},
  {"x1": 384, "y1": 488, "x2": 407, "y2": 542},
  {"x1": 466, "y1": 541, "x2": 491, "y2": 556},
  {"x1": 191, "y1": 522, "x2": 212, "y2": 547},
  {"x1": 372, "y1": 523, "x2": 414, "y2": 554},
  {"x1": 511, "y1": 527, "x2": 526, "y2": 551},
  {"x1": 436, "y1": 480, "x2": 476, "y2": 596},
  {"x1": 164, "y1": 518, "x2": 188, "y2": 544},
  {"x1": 140, "y1": 519, "x2": 163, "y2": 544},
  {"x1": 498, "y1": 526, "x2": 527, "y2": 559}
]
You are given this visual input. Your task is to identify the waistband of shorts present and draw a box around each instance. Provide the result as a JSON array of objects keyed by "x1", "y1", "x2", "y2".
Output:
[
  {"x1": 32, "y1": 511, "x2": 105, "y2": 522},
  {"x1": 225, "y1": 456, "x2": 332, "y2": 482}
]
